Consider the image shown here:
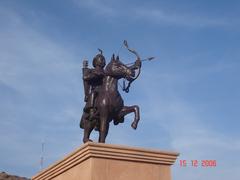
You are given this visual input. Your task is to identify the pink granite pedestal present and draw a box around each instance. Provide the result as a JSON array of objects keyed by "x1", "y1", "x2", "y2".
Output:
[{"x1": 32, "y1": 142, "x2": 179, "y2": 180}]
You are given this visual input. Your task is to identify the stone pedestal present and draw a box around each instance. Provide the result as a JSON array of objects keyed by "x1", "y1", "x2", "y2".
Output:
[{"x1": 32, "y1": 142, "x2": 179, "y2": 180}]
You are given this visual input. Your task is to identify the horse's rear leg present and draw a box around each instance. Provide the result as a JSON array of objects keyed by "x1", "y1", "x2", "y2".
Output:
[
  {"x1": 99, "y1": 121, "x2": 109, "y2": 143},
  {"x1": 118, "y1": 105, "x2": 140, "y2": 129},
  {"x1": 99, "y1": 110, "x2": 110, "y2": 143}
]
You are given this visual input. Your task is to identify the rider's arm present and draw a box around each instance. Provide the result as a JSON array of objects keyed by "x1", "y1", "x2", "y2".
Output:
[
  {"x1": 83, "y1": 69, "x2": 104, "y2": 81},
  {"x1": 83, "y1": 69, "x2": 96, "y2": 81}
]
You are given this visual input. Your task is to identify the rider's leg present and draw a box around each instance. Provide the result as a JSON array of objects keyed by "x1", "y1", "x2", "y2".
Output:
[
  {"x1": 89, "y1": 91, "x2": 95, "y2": 108},
  {"x1": 88, "y1": 91, "x2": 97, "y2": 121}
]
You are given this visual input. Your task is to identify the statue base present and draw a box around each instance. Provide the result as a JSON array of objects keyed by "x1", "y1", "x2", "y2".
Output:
[{"x1": 32, "y1": 142, "x2": 179, "y2": 180}]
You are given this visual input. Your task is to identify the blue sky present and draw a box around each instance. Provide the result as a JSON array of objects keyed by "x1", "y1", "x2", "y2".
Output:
[{"x1": 0, "y1": 0, "x2": 240, "y2": 179}]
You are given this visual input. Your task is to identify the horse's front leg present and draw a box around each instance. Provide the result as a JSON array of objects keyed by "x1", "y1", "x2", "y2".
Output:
[
  {"x1": 117, "y1": 105, "x2": 140, "y2": 129},
  {"x1": 81, "y1": 112, "x2": 95, "y2": 143},
  {"x1": 83, "y1": 121, "x2": 95, "y2": 143}
]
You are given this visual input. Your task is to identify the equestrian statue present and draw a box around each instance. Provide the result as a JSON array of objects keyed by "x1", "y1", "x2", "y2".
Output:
[{"x1": 80, "y1": 40, "x2": 154, "y2": 143}]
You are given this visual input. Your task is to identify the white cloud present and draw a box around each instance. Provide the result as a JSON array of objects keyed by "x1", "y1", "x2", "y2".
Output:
[
  {"x1": 133, "y1": 8, "x2": 232, "y2": 28},
  {"x1": 73, "y1": 0, "x2": 116, "y2": 16},
  {"x1": 0, "y1": 7, "x2": 85, "y2": 176},
  {"x1": 72, "y1": 0, "x2": 235, "y2": 28}
]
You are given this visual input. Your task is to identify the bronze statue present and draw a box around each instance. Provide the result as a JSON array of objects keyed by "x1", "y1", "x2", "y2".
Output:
[{"x1": 80, "y1": 41, "x2": 153, "y2": 143}]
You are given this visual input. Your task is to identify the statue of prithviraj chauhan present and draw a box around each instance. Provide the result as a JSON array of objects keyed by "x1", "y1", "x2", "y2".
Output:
[{"x1": 80, "y1": 41, "x2": 154, "y2": 143}]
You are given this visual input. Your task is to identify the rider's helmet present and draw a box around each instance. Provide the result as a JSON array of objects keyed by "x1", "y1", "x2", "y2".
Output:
[{"x1": 92, "y1": 49, "x2": 106, "y2": 68}]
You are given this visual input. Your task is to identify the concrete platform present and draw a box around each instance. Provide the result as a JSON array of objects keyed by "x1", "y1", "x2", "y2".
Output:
[{"x1": 32, "y1": 142, "x2": 179, "y2": 180}]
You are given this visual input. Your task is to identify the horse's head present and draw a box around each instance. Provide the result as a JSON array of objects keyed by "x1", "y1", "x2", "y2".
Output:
[{"x1": 105, "y1": 54, "x2": 134, "y2": 80}]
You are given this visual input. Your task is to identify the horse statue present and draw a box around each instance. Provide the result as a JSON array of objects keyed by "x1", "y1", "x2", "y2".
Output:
[{"x1": 80, "y1": 53, "x2": 142, "y2": 143}]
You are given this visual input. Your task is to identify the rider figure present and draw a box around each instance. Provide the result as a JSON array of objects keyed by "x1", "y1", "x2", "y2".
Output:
[{"x1": 82, "y1": 52, "x2": 106, "y2": 121}]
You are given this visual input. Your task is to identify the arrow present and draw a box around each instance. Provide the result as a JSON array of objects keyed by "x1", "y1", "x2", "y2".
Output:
[{"x1": 125, "y1": 56, "x2": 155, "y2": 66}]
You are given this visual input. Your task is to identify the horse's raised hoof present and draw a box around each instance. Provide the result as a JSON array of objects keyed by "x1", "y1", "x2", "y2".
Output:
[
  {"x1": 131, "y1": 122, "x2": 138, "y2": 130},
  {"x1": 83, "y1": 138, "x2": 93, "y2": 143}
]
